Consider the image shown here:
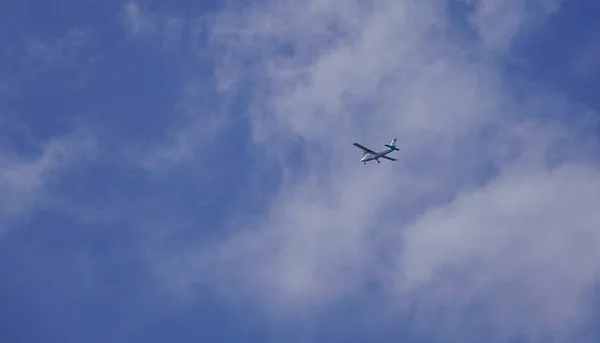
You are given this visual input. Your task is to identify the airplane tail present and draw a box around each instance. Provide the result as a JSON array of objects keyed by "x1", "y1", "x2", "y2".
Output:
[{"x1": 385, "y1": 138, "x2": 399, "y2": 151}]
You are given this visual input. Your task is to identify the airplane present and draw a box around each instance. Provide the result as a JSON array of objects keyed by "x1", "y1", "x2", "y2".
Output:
[{"x1": 353, "y1": 138, "x2": 399, "y2": 164}]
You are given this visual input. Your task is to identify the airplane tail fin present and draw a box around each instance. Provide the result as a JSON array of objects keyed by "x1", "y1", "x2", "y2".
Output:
[{"x1": 385, "y1": 138, "x2": 399, "y2": 151}]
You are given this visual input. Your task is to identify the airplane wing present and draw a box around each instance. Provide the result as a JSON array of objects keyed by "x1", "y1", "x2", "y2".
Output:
[
  {"x1": 353, "y1": 143, "x2": 377, "y2": 154},
  {"x1": 381, "y1": 155, "x2": 397, "y2": 161}
]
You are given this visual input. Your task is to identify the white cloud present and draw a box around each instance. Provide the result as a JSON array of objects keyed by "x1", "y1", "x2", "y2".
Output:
[
  {"x1": 395, "y1": 163, "x2": 600, "y2": 340},
  {"x1": 150, "y1": 0, "x2": 600, "y2": 340}
]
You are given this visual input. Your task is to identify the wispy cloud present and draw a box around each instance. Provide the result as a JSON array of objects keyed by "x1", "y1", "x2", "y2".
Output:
[
  {"x1": 465, "y1": 0, "x2": 562, "y2": 52},
  {"x1": 118, "y1": 2, "x2": 235, "y2": 173},
  {"x1": 148, "y1": 0, "x2": 600, "y2": 341},
  {"x1": 1, "y1": 27, "x2": 95, "y2": 94},
  {"x1": 134, "y1": 114, "x2": 228, "y2": 172},
  {"x1": 121, "y1": 1, "x2": 185, "y2": 47},
  {"x1": 0, "y1": 128, "x2": 96, "y2": 235},
  {"x1": 121, "y1": 74, "x2": 232, "y2": 173},
  {"x1": 571, "y1": 29, "x2": 600, "y2": 79},
  {"x1": 26, "y1": 28, "x2": 88, "y2": 66}
]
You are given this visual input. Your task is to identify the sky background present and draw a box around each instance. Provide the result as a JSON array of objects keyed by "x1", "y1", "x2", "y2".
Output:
[{"x1": 1, "y1": 0, "x2": 600, "y2": 342}]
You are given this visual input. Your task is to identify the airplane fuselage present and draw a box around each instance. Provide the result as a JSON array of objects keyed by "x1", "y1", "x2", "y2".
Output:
[{"x1": 361, "y1": 150, "x2": 392, "y2": 163}]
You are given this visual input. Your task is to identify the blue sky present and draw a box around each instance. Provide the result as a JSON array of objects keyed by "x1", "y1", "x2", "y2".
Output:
[{"x1": 1, "y1": 0, "x2": 600, "y2": 342}]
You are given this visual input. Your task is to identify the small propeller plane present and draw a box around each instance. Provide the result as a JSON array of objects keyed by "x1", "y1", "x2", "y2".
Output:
[{"x1": 353, "y1": 138, "x2": 399, "y2": 164}]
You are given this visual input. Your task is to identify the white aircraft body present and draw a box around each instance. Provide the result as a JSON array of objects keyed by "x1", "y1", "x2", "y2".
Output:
[{"x1": 353, "y1": 138, "x2": 399, "y2": 164}]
